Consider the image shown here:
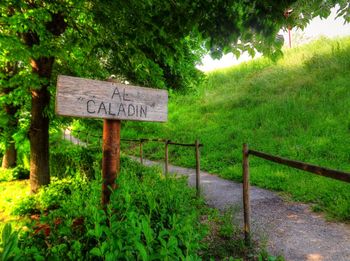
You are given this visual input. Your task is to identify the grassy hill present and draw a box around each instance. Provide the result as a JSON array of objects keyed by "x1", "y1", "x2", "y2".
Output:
[{"x1": 124, "y1": 37, "x2": 350, "y2": 220}]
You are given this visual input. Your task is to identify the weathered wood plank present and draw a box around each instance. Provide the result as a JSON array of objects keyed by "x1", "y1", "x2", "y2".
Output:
[
  {"x1": 242, "y1": 144, "x2": 251, "y2": 245},
  {"x1": 56, "y1": 75, "x2": 168, "y2": 122},
  {"x1": 168, "y1": 141, "x2": 204, "y2": 147},
  {"x1": 249, "y1": 149, "x2": 350, "y2": 183},
  {"x1": 165, "y1": 140, "x2": 169, "y2": 176},
  {"x1": 195, "y1": 139, "x2": 200, "y2": 197}
]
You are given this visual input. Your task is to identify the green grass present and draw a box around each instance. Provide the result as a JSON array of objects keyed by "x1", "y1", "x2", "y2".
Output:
[
  {"x1": 0, "y1": 134, "x2": 283, "y2": 260},
  {"x1": 0, "y1": 179, "x2": 30, "y2": 223},
  {"x1": 0, "y1": 155, "x2": 277, "y2": 260},
  {"x1": 123, "y1": 37, "x2": 350, "y2": 221}
]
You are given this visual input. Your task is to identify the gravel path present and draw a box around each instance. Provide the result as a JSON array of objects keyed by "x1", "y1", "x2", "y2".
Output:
[
  {"x1": 137, "y1": 158, "x2": 350, "y2": 261},
  {"x1": 63, "y1": 129, "x2": 87, "y2": 146}
]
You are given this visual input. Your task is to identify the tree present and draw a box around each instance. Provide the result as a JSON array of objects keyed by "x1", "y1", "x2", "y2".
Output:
[
  {"x1": 0, "y1": 63, "x2": 19, "y2": 168},
  {"x1": 92, "y1": 1, "x2": 349, "y2": 88},
  {"x1": 0, "y1": 1, "x2": 97, "y2": 192}
]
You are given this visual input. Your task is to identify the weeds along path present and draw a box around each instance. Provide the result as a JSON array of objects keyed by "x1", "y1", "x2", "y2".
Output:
[{"x1": 135, "y1": 157, "x2": 350, "y2": 261}]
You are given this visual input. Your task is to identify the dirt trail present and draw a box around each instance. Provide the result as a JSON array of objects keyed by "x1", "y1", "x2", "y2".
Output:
[{"x1": 137, "y1": 158, "x2": 350, "y2": 261}]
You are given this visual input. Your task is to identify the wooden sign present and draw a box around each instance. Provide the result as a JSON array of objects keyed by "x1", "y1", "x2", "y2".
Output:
[
  {"x1": 56, "y1": 75, "x2": 169, "y2": 208},
  {"x1": 56, "y1": 75, "x2": 168, "y2": 122}
]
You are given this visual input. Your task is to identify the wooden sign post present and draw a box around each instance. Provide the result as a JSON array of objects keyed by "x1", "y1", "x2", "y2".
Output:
[
  {"x1": 102, "y1": 118, "x2": 120, "y2": 206},
  {"x1": 56, "y1": 75, "x2": 168, "y2": 206}
]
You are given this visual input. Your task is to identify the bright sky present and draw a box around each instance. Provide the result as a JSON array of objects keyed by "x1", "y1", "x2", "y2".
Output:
[{"x1": 197, "y1": 6, "x2": 350, "y2": 72}]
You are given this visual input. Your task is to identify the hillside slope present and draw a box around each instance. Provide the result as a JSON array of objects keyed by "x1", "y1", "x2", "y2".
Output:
[{"x1": 124, "y1": 37, "x2": 350, "y2": 220}]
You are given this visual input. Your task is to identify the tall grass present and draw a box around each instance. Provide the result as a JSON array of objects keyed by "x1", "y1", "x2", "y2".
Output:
[{"x1": 123, "y1": 37, "x2": 350, "y2": 221}]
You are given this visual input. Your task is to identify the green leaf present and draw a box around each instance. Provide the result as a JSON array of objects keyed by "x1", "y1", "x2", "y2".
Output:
[
  {"x1": 141, "y1": 218, "x2": 153, "y2": 245},
  {"x1": 1, "y1": 223, "x2": 12, "y2": 244},
  {"x1": 90, "y1": 247, "x2": 102, "y2": 257},
  {"x1": 33, "y1": 254, "x2": 45, "y2": 261},
  {"x1": 135, "y1": 242, "x2": 148, "y2": 261}
]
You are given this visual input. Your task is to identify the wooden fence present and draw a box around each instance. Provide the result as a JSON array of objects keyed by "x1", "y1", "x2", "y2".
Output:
[
  {"x1": 64, "y1": 129, "x2": 203, "y2": 196},
  {"x1": 242, "y1": 143, "x2": 350, "y2": 244},
  {"x1": 64, "y1": 130, "x2": 350, "y2": 248},
  {"x1": 121, "y1": 138, "x2": 203, "y2": 196}
]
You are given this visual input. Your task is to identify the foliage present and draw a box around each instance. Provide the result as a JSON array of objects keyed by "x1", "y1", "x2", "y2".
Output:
[
  {"x1": 11, "y1": 166, "x2": 29, "y2": 181},
  {"x1": 0, "y1": 223, "x2": 20, "y2": 261},
  {"x1": 0, "y1": 166, "x2": 29, "y2": 182},
  {"x1": 0, "y1": 180, "x2": 29, "y2": 223},
  {"x1": 121, "y1": 37, "x2": 350, "y2": 221},
  {"x1": 50, "y1": 139, "x2": 100, "y2": 180},
  {"x1": 289, "y1": 1, "x2": 350, "y2": 29},
  {"x1": 0, "y1": 141, "x2": 281, "y2": 259},
  {"x1": 6, "y1": 157, "x2": 206, "y2": 260},
  {"x1": 12, "y1": 175, "x2": 88, "y2": 216},
  {"x1": 0, "y1": 168, "x2": 12, "y2": 182},
  {"x1": 203, "y1": 208, "x2": 285, "y2": 261}
]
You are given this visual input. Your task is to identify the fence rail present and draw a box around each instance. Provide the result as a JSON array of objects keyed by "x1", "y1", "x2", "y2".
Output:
[
  {"x1": 126, "y1": 138, "x2": 202, "y2": 197},
  {"x1": 64, "y1": 129, "x2": 202, "y2": 196},
  {"x1": 249, "y1": 149, "x2": 350, "y2": 183},
  {"x1": 64, "y1": 130, "x2": 350, "y2": 249},
  {"x1": 242, "y1": 143, "x2": 350, "y2": 245}
]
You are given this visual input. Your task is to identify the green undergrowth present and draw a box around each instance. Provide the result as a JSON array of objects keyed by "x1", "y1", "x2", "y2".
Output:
[
  {"x1": 0, "y1": 166, "x2": 30, "y2": 224},
  {"x1": 0, "y1": 179, "x2": 30, "y2": 224},
  {"x1": 120, "y1": 37, "x2": 350, "y2": 221},
  {"x1": 14, "y1": 157, "x2": 206, "y2": 260},
  {"x1": 0, "y1": 148, "x2": 279, "y2": 260},
  {"x1": 50, "y1": 140, "x2": 100, "y2": 180},
  {"x1": 0, "y1": 166, "x2": 29, "y2": 182}
]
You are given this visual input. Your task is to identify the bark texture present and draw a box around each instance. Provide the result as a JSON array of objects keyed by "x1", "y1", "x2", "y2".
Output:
[
  {"x1": 2, "y1": 143, "x2": 16, "y2": 168},
  {"x1": 29, "y1": 80, "x2": 51, "y2": 193},
  {"x1": 1, "y1": 80, "x2": 19, "y2": 169}
]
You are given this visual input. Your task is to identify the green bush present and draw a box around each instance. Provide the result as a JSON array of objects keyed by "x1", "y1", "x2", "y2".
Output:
[
  {"x1": 11, "y1": 196, "x2": 37, "y2": 216},
  {"x1": 12, "y1": 157, "x2": 206, "y2": 260},
  {"x1": 50, "y1": 141, "x2": 100, "y2": 180},
  {"x1": 94, "y1": 159, "x2": 205, "y2": 260},
  {"x1": 12, "y1": 175, "x2": 88, "y2": 216},
  {"x1": 0, "y1": 165, "x2": 29, "y2": 182},
  {"x1": 0, "y1": 168, "x2": 13, "y2": 182},
  {"x1": 11, "y1": 166, "x2": 29, "y2": 180},
  {"x1": 0, "y1": 224, "x2": 20, "y2": 261}
]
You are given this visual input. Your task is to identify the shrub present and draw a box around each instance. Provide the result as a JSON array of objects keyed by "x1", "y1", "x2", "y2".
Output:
[
  {"x1": 12, "y1": 157, "x2": 206, "y2": 260},
  {"x1": 0, "y1": 224, "x2": 20, "y2": 261},
  {"x1": 11, "y1": 166, "x2": 30, "y2": 180},
  {"x1": 91, "y1": 159, "x2": 205, "y2": 260},
  {"x1": 0, "y1": 168, "x2": 12, "y2": 182},
  {"x1": 12, "y1": 175, "x2": 88, "y2": 216},
  {"x1": 0, "y1": 165, "x2": 29, "y2": 182},
  {"x1": 50, "y1": 141, "x2": 100, "y2": 180}
]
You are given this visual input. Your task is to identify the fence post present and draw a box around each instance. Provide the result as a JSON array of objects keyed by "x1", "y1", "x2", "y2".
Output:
[
  {"x1": 77, "y1": 131, "x2": 80, "y2": 145},
  {"x1": 242, "y1": 143, "x2": 251, "y2": 246},
  {"x1": 195, "y1": 140, "x2": 200, "y2": 197},
  {"x1": 165, "y1": 140, "x2": 169, "y2": 176},
  {"x1": 140, "y1": 140, "x2": 143, "y2": 165}
]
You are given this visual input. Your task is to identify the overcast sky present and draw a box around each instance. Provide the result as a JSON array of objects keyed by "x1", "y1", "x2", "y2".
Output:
[{"x1": 198, "y1": 6, "x2": 350, "y2": 72}]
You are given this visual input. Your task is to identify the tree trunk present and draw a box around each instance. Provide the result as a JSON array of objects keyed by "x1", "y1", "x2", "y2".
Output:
[
  {"x1": 29, "y1": 57, "x2": 53, "y2": 193},
  {"x1": 1, "y1": 86, "x2": 19, "y2": 169},
  {"x1": 22, "y1": 12, "x2": 67, "y2": 193},
  {"x1": 2, "y1": 143, "x2": 16, "y2": 168}
]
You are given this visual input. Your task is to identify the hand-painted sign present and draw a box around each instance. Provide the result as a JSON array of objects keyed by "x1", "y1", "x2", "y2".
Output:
[{"x1": 56, "y1": 75, "x2": 168, "y2": 122}]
